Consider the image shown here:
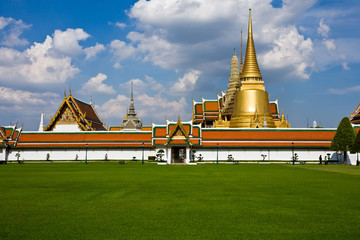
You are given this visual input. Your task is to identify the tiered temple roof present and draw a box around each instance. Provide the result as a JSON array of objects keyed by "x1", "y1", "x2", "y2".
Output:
[
  {"x1": 350, "y1": 103, "x2": 360, "y2": 125},
  {"x1": 119, "y1": 83, "x2": 142, "y2": 130},
  {"x1": 44, "y1": 91, "x2": 106, "y2": 131},
  {"x1": 0, "y1": 124, "x2": 22, "y2": 147}
]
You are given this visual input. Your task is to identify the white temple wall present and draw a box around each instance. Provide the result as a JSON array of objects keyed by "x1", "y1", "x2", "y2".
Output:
[
  {"x1": 3, "y1": 147, "x2": 359, "y2": 165},
  {"x1": 52, "y1": 124, "x2": 81, "y2": 132},
  {"x1": 6, "y1": 148, "x2": 156, "y2": 161},
  {"x1": 0, "y1": 148, "x2": 4, "y2": 161},
  {"x1": 193, "y1": 148, "x2": 357, "y2": 164}
]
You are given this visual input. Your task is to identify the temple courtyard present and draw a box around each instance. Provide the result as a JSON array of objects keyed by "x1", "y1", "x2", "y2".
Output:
[{"x1": 0, "y1": 163, "x2": 359, "y2": 239}]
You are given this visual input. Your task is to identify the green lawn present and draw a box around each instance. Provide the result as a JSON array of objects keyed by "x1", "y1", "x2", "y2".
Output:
[{"x1": 0, "y1": 163, "x2": 359, "y2": 239}]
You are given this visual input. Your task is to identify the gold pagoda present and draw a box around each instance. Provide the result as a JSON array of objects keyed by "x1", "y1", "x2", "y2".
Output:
[
  {"x1": 230, "y1": 9, "x2": 285, "y2": 128},
  {"x1": 193, "y1": 9, "x2": 290, "y2": 129}
]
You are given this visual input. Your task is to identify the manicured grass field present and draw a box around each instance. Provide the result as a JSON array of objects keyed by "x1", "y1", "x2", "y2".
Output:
[{"x1": 0, "y1": 162, "x2": 359, "y2": 239}]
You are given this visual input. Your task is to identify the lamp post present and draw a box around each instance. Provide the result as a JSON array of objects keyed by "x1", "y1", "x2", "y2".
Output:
[
  {"x1": 217, "y1": 143, "x2": 219, "y2": 165},
  {"x1": 85, "y1": 143, "x2": 88, "y2": 164},
  {"x1": 142, "y1": 142, "x2": 144, "y2": 165},
  {"x1": 292, "y1": 142, "x2": 294, "y2": 165}
]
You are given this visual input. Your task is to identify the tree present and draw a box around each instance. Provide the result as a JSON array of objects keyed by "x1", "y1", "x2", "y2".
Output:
[
  {"x1": 156, "y1": 149, "x2": 165, "y2": 161},
  {"x1": 351, "y1": 129, "x2": 360, "y2": 165},
  {"x1": 331, "y1": 117, "x2": 356, "y2": 164}
]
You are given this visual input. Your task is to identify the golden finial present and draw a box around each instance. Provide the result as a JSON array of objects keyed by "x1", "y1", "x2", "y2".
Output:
[
  {"x1": 64, "y1": 89, "x2": 66, "y2": 97},
  {"x1": 177, "y1": 115, "x2": 181, "y2": 123},
  {"x1": 234, "y1": 48, "x2": 236, "y2": 55},
  {"x1": 241, "y1": 9, "x2": 262, "y2": 80},
  {"x1": 240, "y1": 30, "x2": 244, "y2": 74},
  {"x1": 69, "y1": 86, "x2": 72, "y2": 96}
]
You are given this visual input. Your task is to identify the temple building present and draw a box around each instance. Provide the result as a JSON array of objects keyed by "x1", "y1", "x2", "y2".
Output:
[
  {"x1": 43, "y1": 90, "x2": 106, "y2": 132},
  {"x1": 0, "y1": 9, "x2": 358, "y2": 165},
  {"x1": 350, "y1": 103, "x2": 360, "y2": 125},
  {"x1": 119, "y1": 83, "x2": 142, "y2": 130},
  {"x1": 192, "y1": 9, "x2": 290, "y2": 129}
]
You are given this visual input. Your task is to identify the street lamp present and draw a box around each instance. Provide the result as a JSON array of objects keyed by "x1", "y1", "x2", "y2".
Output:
[
  {"x1": 292, "y1": 142, "x2": 294, "y2": 165},
  {"x1": 142, "y1": 142, "x2": 144, "y2": 165},
  {"x1": 217, "y1": 143, "x2": 219, "y2": 165},
  {"x1": 85, "y1": 143, "x2": 88, "y2": 164}
]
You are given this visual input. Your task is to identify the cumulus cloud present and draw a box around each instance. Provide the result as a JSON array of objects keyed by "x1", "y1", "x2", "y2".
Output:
[
  {"x1": 260, "y1": 26, "x2": 313, "y2": 80},
  {"x1": 124, "y1": 0, "x2": 319, "y2": 81},
  {"x1": 84, "y1": 43, "x2": 105, "y2": 60},
  {"x1": 52, "y1": 28, "x2": 89, "y2": 56},
  {"x1": 81, "y1": 73, "x2": 116, "y2": 94},
  {"x1": 98, "y1": 94, "x2": 129, "y2": 119},
  {"x1": 0, "y1": 86, "x2": 61, "y2": 127},
  {"x1": 170, "y1": 69, "x2": 201, "y2": 93},
  {"x1": 0, "y1": 28, "x2": 104, "y2": 86},
  {"x1": 0, "y1": 86, "x2": 59, "y2": 105},
  {"x1": 0, "y1": 16, "x2": 31, "y2": 46},
  {"x1": 110, "y1": 39, "x2": 136, "y2": 68},
  {"x1": 0, "y1": 35, "x2": 80, "y2": 85}
]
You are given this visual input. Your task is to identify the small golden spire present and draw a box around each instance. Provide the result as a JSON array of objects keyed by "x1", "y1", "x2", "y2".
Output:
[
  {"x1": 240, "y1": 30, "x2": 243, "y2": 73},
  {"x1": 241, "y1": 9, "x2": 262, "y2": 80},
  {"x1": 281, "y1": 109, "x2": 285, "y2": 121}
]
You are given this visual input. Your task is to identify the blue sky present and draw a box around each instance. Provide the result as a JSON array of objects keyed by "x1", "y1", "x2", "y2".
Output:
[{"x1": 0, "y1": 0, "x2": 359, "y2": 130}]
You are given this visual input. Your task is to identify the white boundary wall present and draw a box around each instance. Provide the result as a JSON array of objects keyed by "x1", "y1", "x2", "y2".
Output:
[
  {"x1": 5, "y1": 148, "x2": 156, "y2": 162},
  {"x1": 2, "y1": 147, "x2": 359, "y2": 165}
]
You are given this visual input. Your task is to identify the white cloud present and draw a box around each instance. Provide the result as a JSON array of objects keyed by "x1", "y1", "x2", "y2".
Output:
[
  {"x1": 98, "y1": 94, "x2": 129, "y2": 118},
  {"x1": 144, "y1": 75, "x2": 163, "y2": 91},
  {"x1": 317, "y1": 18, "x2": 336, "y2": 52},
  {"x1": 260, "y1": 25, "x2": 314, "y2": 80},
  {"x1": 342, "y1": 62, "x2": 350, "y2": 70},
  {"x1": 0, "y1": 86, "x2": 59, "y2": 105},
  {"x1": 84, "y1": 43, "x2": 105, "y2": 60},
  {"x1": 52, "y1": 28, "x2": 89, "y2": 56},
  {"x1": 317, "y1": 18, "x2": 330, "y2": 38},
  {"x1": 0, "y1": 16, "x2": 31, "y2": 46},
  {"x1": 0, "y1": 86, "x2": 61, "y2": 126},
  {"x1": 0, "y1": 28, "x2": 105, "y2": 86},
  {"x1": 99, "y1": 93, "x2": 189, "y2": 122},
  {"x1": 115, "y1": 22, "x2": 127, "y2": 29},
  {"x1": 81, "y1": 73, "x2": 116, "y2": 94},
  {"x1": 322, "y1": 39, "x2": 336, "y2": 51},
  {"x1": 170, "y1": 69, "x2": 201, "y2": 94},
  {"x1": 125, "y1": 0, "x2": 319, "y2": 81},
  {"x1": 119, "y1": 75, "x2": 163, "y2": 94},
  {"x1": 110, "y1": 39, "x2": 136, "y2": 68},
  {"x1": 0, "y1": 35, "x2": 80, "y2": 85},
  {"x1": 327, "y1": 85, "x2": 360, "y2": 95}
]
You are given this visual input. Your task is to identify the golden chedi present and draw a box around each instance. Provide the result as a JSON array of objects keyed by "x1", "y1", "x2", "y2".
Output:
[{"x1": 230, "y1": 9, "x2": 275, "y2": 128}]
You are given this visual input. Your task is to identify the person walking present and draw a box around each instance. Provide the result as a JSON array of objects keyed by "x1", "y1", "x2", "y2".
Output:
[{"x1": 319, "y1": 155, "x2": 322, "y2": 165}]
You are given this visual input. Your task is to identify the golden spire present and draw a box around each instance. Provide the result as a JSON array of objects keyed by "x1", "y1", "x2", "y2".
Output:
[
  {"x1": 241, "y1": 9, "x2": 262, "y2": 80},
  {"x1": 240, "y1": 30, "x2": 243, "y2": 74}
]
